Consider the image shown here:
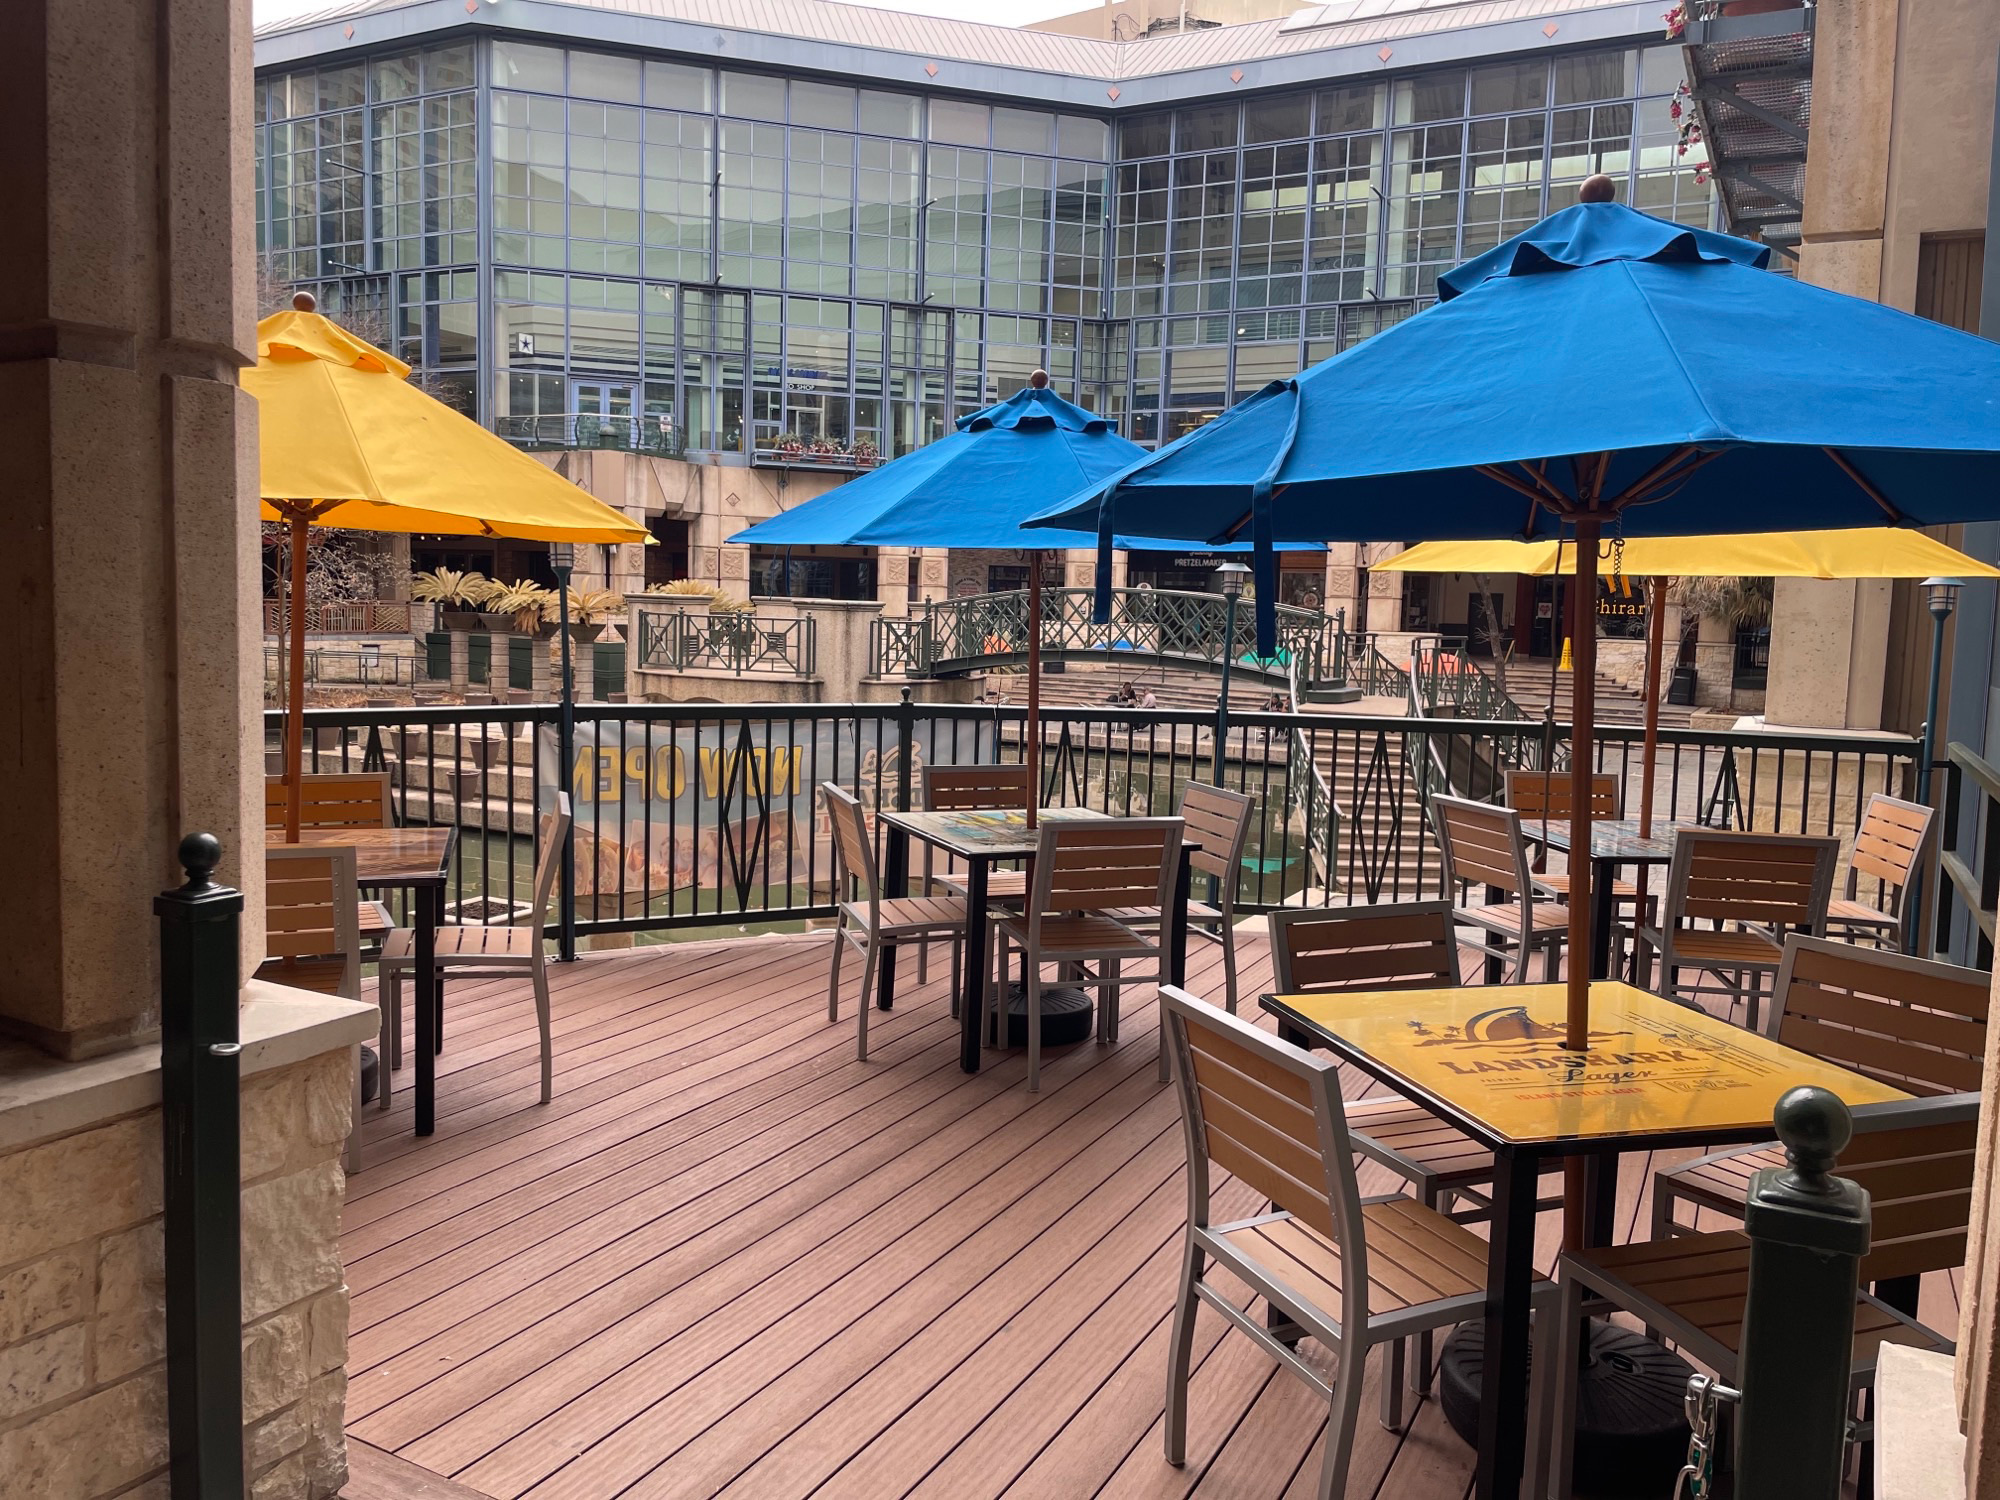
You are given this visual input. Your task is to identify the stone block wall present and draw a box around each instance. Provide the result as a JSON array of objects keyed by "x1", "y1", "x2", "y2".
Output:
[{"x1": 0, "y1": 1050, "x2": 353, "y2": 1500}]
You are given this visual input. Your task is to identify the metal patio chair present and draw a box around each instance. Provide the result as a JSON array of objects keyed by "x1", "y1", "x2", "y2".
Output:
[
  {"x1": 1109, "y1": 782, "x2": 1255, "y2": 1015},
  {"x1": 380, "y1": 793, "x2": 570, "y2": 1108},
  {"x1": 1432, "y1": 793, "x2": 1570, "y2": 982},
  {"x1": 1650, "y1": 934, "x2": 1988, "y2": 1249},
  {"x1": 823, "y1": 782, "x2": 968, "y2": 1062},
  {"x1": 1268, "y1": 901, "x2": 1566, "y2": 1419},
  {"x1": 989, "y1": 816, "x2": 1182, "y2": 1092},
  {"x1": 1160, "y1": 987, "x2": 1556, "y2": 1493},
  {"x1": 1634, "y1": 826, "x2": 1839, "y2": 1028},
  {"x1": 1825, "y1": 793, "x2": 1935, "y2": 949}
]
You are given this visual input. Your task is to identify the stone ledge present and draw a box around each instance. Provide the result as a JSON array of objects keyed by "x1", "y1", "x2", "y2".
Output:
[
  {"x1": 0, "y1": 983, "x2": 374, "y2": 1154},
  {"x1": 1875, "y1": 1343, "x2": 1965, "y2": 1500}
]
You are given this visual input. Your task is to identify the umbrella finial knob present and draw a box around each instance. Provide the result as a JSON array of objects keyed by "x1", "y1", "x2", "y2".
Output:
[
  {"x1": 1579, "y1": 173, "x2": 1616, "y2": 204},
  {"x1": 292, "y1": 290, "x2": 318, "y2": 312},
  {"x1": 1029, "y1": 369, "x2": 1049, "y2": 389}
]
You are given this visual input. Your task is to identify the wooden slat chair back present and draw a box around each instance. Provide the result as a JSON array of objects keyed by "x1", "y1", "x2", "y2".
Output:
[
  {"x1": 1432, "y1": 794, "x2": 1534, "y2": 898},
  {"x1": 1504, "y1": 768, "x2": 1620, "y2": 821},
  {"x1": 991, "y1": 817, "x2": 1182, "y2": 1092},
  {"x1": 1431, "y1": 794, "x2": 1566, "y2": 983},
  {"x1": 1269, "y1": 902, "x2": 1458, "y2": 995},
  {"x1": 260, "y1": 845, "x2": 362, "y2": 998},
  {"x1": 1168, "y1": 986, "x2": 1358, "y2": 1251},
  {"x1": 1674, "y1": 828, "x2": 1836, "y2": 930},
  {"x1": 1764, "y1": 935, "x2": 1990, "y2": 1097},
  {"x1": 1842, "y1": 1099, "x2": 1979, "y2": 1287},
  {"x1": 1641, "y1": 827, "x2": 1839, "y2": 1026},
  {"x1": 1160, "y1": 988, "x2": 1553, "y2": 1499},
  {"x1": 825, "y1": 782, "x2": 882, "y2": 905},
  {"x1": 1829, "y1": 794, "x2": 1936, "y2": 943},
  {"x1": 821, "y1": 782, "x2": 966, "y2": 1062},
  {"x1": 922, "y1": 763, "x2": 1031, "y2": 811},
  {"x1": 1180, "y1": 782, "x2": 1253, "y2": 889},
  {"x1": 528, "y1": 797, "x2": 568, "y2": 928},
  {"x1": 1027, "y1": 817, "x2": 1181, "y2": 919},
  {"x1": 264, "y1": 772, "x2": 393, "y2": 830},
  {"x1": 917, "y1": 763, "x2": 1033, "y2": 981}
]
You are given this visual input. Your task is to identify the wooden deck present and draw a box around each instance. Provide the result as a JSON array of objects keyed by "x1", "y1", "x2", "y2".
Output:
[{"x1": 338, "y1": 931, "x2": 1955, "y2": 1500}]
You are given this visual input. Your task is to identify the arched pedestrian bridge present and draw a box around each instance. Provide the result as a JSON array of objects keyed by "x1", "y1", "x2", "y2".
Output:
[{"x1": 868, "y1": 585, "x2": 1348, "y2": 690}]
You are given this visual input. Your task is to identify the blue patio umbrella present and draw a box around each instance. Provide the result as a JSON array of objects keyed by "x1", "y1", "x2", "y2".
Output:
[
  {"x1": 1027, "y1": 179, "x2": 2000, "y2": 1047},
  {"x1": 730, "y1": 375, "x2": 1318, "y2": 819}
]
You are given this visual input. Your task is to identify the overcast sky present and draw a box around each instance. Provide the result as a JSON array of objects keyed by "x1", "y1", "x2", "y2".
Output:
[{"x1": 254, "y1": 0, "x2": 1089, "y2": 29}]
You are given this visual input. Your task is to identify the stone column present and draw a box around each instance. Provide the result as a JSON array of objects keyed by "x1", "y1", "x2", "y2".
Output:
[
  {"x1": 448, "y1": 631, "x2": 470, "y2": 691},
  {"x1": 0, "y1": 0, "x2": 261, "y2": 1058}
]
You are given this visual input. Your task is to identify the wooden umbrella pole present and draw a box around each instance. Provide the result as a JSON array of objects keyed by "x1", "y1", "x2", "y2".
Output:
[
  {"x1": 285, "y1": 515, "x2": 309, "y2": 842},
  {"x1": 1026, "y1": 566, "x2": 1042, "y2": 830},
  {"x1": 1638, "y1": 576, "x2": 1668, "y2": 840},
  {"x1": 1562, "y1": 516, "x2": 1602, "y2": 1256},
  {"x1": 1565, "y1": 518, "x2": 1601, "y2": 1049}
]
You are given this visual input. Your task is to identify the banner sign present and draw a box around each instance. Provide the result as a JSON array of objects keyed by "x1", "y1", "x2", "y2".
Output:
[{"x1": 537, "y1": 718, "x2": 994, "y2": 913}]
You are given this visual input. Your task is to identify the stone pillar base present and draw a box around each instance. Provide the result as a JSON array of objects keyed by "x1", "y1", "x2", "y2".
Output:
[{"x1": 0, "y1": 985, "x2": 375, "y2": 1500}]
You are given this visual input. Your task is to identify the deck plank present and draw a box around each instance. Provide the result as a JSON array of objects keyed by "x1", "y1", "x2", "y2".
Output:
[{"x1": 342, "y1": 929, "x2": 1946, "y2": 1500}]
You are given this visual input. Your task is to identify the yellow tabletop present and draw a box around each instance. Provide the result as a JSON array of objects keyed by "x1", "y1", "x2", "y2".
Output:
[{"x1": 1268, "y1": 981, "x2": 1911, "y2": 1147}]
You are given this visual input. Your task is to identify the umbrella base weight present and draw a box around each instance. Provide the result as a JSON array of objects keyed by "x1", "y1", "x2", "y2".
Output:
[
  {"x1": 1438, "y1": 1318, "x2": 1693, "y2": 1496},
  {"x1": 991, "y1": 984, "x2": 1095, "y2": 1049}
]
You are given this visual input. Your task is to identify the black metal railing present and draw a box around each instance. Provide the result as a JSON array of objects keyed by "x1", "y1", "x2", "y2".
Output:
[
  {"x1": 635, "y1": 610, "x2": 817, "y2": 677},
  {"x1": 493, "y1": 412, "x2": 685, "y2": 455},
  {"x1": 262, "y1": 646, "x2": 415, "y2": 687},
  {"x1": 267, "y1": 701, "x2": 1919, "y2": 942},
  {"x1": 866, "y1": 586, "x2": 1340, "y2": 688},
  {"x1": 1939, "y1": 739, "x2": 2000, "y2": 966}
]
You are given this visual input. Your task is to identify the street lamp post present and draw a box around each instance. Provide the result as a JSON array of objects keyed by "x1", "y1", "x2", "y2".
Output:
[
  {"x1": 550, "y1": 541, "x2": 579, "y2": 962},
  {"x1": 1909, "y1": 576, "x2": 1962, "y2": 954},
  {"x1": 1212, "y1": 560, "x2": 1250, "y2": 789}
]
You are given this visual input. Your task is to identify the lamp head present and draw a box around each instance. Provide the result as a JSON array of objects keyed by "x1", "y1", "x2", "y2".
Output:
[
  {"x1": 549, "y1": 541, "x2": 577, "y2": 572},
  {"x1": 1214, "y1": 559, "x2": 1250, "y2": 599},
  {"x1": 1924, "y1": 576, "x2": 1964, "y2": 620}
]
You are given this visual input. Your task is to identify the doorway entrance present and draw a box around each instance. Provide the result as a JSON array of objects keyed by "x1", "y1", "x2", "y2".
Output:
[{"x1": 572, "y1": 381, "x2": 636, "y2": 447}]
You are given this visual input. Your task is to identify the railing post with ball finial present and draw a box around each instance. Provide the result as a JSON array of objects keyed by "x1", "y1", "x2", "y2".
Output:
[
  {"x1": 155, "y1": 833, "x2": 245, "y2": 1500},
  {"x1": 1732, "y1": 1085, "x2": 1871, "y2": 1500}
]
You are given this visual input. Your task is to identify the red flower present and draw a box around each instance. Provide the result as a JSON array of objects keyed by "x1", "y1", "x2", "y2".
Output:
[{"x1": 1670, "y1": 100, "x2": 1682, "y2": 119}]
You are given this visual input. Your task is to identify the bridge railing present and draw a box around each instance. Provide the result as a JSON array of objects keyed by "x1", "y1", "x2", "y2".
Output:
[
  {"x1": 869, "y1": 586, "x2": 1341, "y2": 687},
  {"x1": 636, "y1": 609, "x2": 817, "y2": 677}
]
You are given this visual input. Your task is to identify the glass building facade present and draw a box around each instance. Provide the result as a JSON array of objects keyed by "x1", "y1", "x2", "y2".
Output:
[{"x1": 252, "y1": 30, "x2": 1706, "y2": 460}]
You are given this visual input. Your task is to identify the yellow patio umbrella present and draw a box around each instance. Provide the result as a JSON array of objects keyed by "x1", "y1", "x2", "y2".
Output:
[
  {"x1": 249, "y1": 293, "x2": 650, "y2": 838},
  {"x1": 1379, "y1": 528, "x2": 2000, "y2": 836}
]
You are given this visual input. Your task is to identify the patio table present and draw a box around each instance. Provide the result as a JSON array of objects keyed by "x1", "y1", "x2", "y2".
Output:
[
  {"x1": 269, "y1": 825, "x2": 456, "y2": 1136},
  {"x1": 876, "y1": 806, "x2": 1197, "y2": 1072},
  {"x1": 1524, "y1": 817, "x2": 1679, "y2": 978},
  {"x1": 1260, "y1": 978, "x2": 1909, "y2": 1500}
]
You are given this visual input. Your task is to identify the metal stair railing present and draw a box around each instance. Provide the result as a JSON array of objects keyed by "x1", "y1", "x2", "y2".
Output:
[{"x1": 1282, "y1": 653, "x2": 1344, "y2": 894}]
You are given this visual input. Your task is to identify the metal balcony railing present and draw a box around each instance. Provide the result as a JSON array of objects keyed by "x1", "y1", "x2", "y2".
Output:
[
  {"x1": 635, "y1": 610, "x2": 817, "y2": 678},
  {"x1": 493, "y1": 413, "x2": 685, "y2": 456}
]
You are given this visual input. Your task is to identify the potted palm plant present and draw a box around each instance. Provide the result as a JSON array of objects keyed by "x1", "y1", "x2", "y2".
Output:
[
  {"x1": 411, "y1": 568, "x2": 500, "y2": 630},
  {"x1": 488, "y1": 579, "x2": 558, "y2": 636},
  {"x1": 563, "y1": 586, "x2": 624, "y2": 645}
]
